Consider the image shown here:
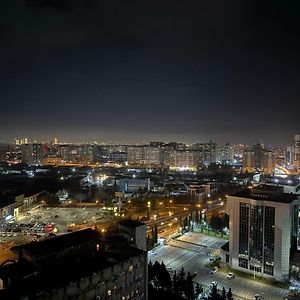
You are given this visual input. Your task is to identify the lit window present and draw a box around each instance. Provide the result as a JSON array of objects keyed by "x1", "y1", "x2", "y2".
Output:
[
  {"x1": 128, "y1": 265, "x2": 133, "y2": 272},
  {"x1": 107, "y1": 290, "x2": 112, "y2": 296}
]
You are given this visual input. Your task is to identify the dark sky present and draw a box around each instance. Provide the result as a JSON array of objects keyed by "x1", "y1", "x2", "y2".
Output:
[{"x1": 0, "y1": 0, "x2": 299, "y2": 146}]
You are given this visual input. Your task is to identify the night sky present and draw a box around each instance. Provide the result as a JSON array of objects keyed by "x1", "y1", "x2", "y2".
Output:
[{"x1": 0, "y1": 0, "x2": 299, "y2": 146}]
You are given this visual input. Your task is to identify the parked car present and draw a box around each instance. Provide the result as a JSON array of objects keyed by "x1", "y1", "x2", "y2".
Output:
[
  {"x1": 210, "y1": 267, "x2": 218, "y2": 274},
  {"x1": 226, "y1": 272, "x2": 235, "y2": 279}
]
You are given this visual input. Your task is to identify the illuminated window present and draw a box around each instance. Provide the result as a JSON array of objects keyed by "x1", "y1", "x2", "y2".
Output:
[
  {"x1": 107, "y1": 290, "x2": 112, "y2": 296},
  {"x1": 128, "y1": 265, "x2": 133, "y2": 272}
]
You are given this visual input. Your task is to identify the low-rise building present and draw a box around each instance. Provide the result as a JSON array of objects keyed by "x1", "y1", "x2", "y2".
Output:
[{"x1": 0, "y1": 226, "x2": 148, "y2": 300}]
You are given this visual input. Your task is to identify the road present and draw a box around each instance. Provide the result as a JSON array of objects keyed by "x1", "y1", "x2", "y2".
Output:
[{"x1": 148, "y1": 232, "x2": 288, "y2": 300}]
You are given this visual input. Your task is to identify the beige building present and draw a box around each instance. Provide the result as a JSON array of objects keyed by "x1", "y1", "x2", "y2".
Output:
[
  {"x1": 242, "y1": 149, "x2": 255, "y2": 173},
  {"x1": 262, "y1": 150, "x2": 275, "y2": 175}
]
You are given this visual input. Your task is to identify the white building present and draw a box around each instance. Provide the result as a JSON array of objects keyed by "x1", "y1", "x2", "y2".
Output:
[{"x1": 227, "y1": 185, "x2": 300, "y2": 281}]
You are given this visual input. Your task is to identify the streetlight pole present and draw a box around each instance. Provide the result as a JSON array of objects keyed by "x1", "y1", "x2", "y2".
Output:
[{"x1": 147, "y1": 201, "x2": 151, "y2": 219}]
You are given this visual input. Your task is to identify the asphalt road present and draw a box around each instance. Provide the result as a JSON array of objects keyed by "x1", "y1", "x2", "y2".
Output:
[{"x1": 148, "y1": 232, "x2": 288, "y2": 300}]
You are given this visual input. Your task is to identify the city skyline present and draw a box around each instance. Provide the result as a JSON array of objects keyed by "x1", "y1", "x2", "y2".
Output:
[
  {"x1": 2, "y1": 133, "x2": 299, "y2": 148},
  {"x1": 0, "y1": 1, "x2": 299, "y2": 146}
]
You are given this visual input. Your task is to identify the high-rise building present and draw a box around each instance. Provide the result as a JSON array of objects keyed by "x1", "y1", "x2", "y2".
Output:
[
  {"x1": 170, "y1": 150, "x2": 199, "y2": 171},
  {"x1": 242, "y1": 148, "x2": 255, "y2": 172},
  {"x1": 285, "y1": 146, "x2": 295, "y2": 168},
  {"x1": 233, "y1": 144, "x2": 246, "y2": 165},
  {"x1": 127, "y1": 146, "x2": 162, "y2": 165},
  {"x1": 294, "y1": 134, "x2": 300, "y2": 173},
  {"x1": 192, "y1": 141, "x2": 217, "y2": 166},
  {"x1": 21, "y1": 143, "x2": 44, "y2": 165},
  {"x1": 127, "y1": 146, "x2": 144, "y2": 165},
  {"x1": 143, "y1": 146, "x2": 162, "y2": 165},
  {"x1": 227, "y1": 185, "x2": 300, "y2": 281},
  {"x1": 109, "y1": 151, "x2": 127, "y2": 163},
  {"x1": 262, "y1": 150, "x2": 275, "y2": 175},
  {"x1": 57, "y1": 144, "x2": 69, "y2": 162},
  {"x1": 252, "y1": 141, "x2": 264, "y2": 169},
  {"x1": 221, "y1": 143, "x2": 234, "y2": 164}
]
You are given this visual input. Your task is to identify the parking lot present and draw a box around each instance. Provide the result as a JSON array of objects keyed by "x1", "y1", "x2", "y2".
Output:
[
  {"x1": 0, "y1": 205, "x2": 113, "y2": 255},
  {"x1": 19, "y1": 205, "x2": 112, "y2": 231},
  {"x1": 148, "y1": 232, "x2": 288, "y2": 300}
]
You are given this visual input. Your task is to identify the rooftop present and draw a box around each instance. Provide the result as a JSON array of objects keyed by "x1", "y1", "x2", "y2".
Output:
[
  {"x1": 12, "y1": 228, "x2": 100, "y2": 258},
  {"x1": 232, "y1": 185, "x2": 299, "y2": 204},
  {"x1": 1, "y1": 233, "x2": 144, "y2": 298},
  {"x1": 118, "y1": 219, "x2": 145, "y2": 228}
]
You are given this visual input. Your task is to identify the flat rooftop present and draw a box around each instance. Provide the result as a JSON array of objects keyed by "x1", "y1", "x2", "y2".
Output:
[
  {"x1": 118, "y1": 219, "x2": 145, "y2": 228},
  {"x1": 232, "y1": 185, "x2": 299, "y2": 204},
  {"x1": 12, "y1": 228, "x2": 100, "y2": 258}
]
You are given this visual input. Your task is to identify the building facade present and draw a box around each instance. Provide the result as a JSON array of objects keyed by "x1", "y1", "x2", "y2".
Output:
[
  {"x1": 294, "y1": 134, "x2": 300, "y2": 173},
  {"x1": 227, "y1": 186, "x2": 299, "y2": 281}
]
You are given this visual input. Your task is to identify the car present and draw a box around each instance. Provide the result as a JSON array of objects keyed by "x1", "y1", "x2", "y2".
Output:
[
  {"x1": 254, "y1": 294, "x2": 264, "y2": 300},
  {"x1": 226, "y1": 272, "x2": 235, "y2": 279},
  {"x1": 210, "y1": 267, "x2": 218, "y2": 274},
  {"x1": 148, "y1": 250, "x2": 156, "y2": 255}
]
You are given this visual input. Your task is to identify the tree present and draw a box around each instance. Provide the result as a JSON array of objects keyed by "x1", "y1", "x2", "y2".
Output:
[
  {"x1": 183, "y1": 217, "x2": 189, "y2": 229},
  {"x1": 184, "y1": 272, "x2": 195, "y2": 300},
  {"x1": 209, "y1": 214, "x2": 217, "y2": 231},
  {"x1": 148, "y1": 261, "x2": 154, "y2": 281},
  {"x1": 195, "y1": 210, "x2": 200, "y2": 225},
  {"x1": 158, "y1": 261, "x2": 171, "y2": 289},
  {"x1": 172, "y1": 271, "x2": 180, "y2": 293},
  {"x1": 222, "y1": 213, "x2": 229, "y2": 229},
  {"x1": 153, "y1": 225, "x2": 158, "y2": 244},
  {"x1": 152, "y1": 261, "x2": 161, "y2": 280},
  {"x1": 208, "y1": 282, "x2": 220, "y2": 300},
  {"x1": 210, "y1": 214, "x2": 223, "y2": 232},
  {"x1": 221, "y1": 287, "x2": 226, "y2": 300},
  {"x1": 227, "y1": 287, "x2": 234, "y2": 300},
  {"x1": 194, "y1": 283, "x2": 203, "y2": 299},
  {"x1": 177, "y1": 267, "x2": 186, "y2": 294}
]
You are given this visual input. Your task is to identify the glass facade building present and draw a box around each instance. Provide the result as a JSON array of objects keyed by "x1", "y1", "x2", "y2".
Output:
[
  {"x1": 227, "y1": 185, "x2": 300, "y2": 281},
  {"x1": 238, "y1": 203, "x2": 275, "y2": 276}
]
